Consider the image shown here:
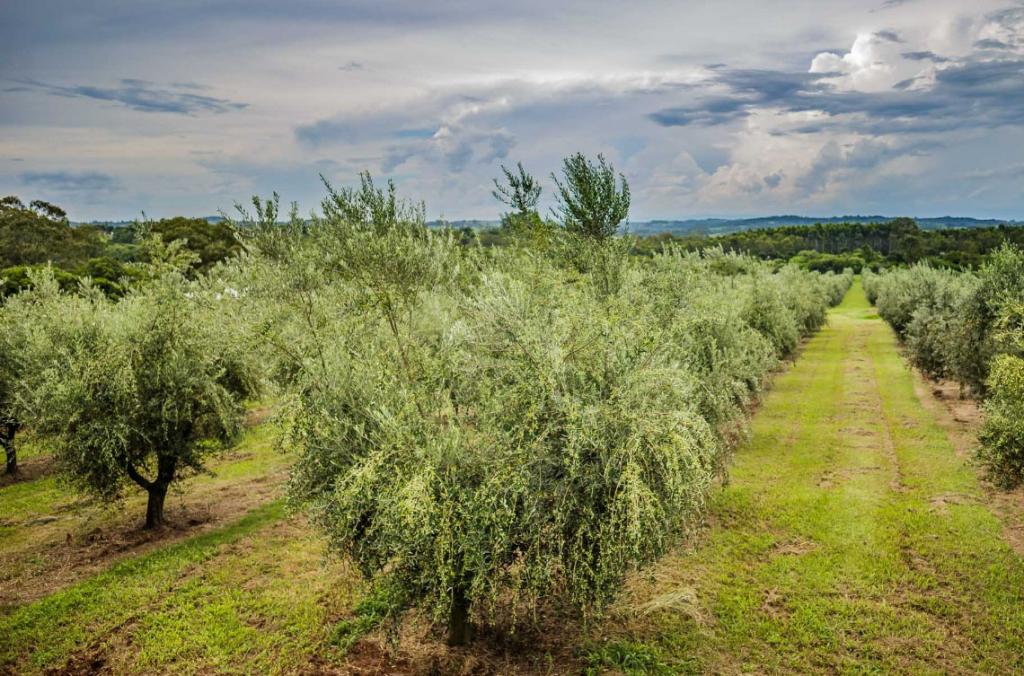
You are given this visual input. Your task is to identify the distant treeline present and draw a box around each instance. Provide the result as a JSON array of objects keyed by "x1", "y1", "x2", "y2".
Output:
[
  {"x1": 630, "y1": 218, "x2": 1024, "y2": 272},
  {"x1": 0, "y1": 196, "x2": 239, "y2": 297},
  {"x1": 5, "y1": 194, "x2": 1023, "y2": 294},
  {"x1": 460, "y1": 217, "x2": 1024, "y2": 272}
]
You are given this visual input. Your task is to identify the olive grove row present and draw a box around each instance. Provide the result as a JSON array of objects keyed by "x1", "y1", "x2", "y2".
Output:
[
  {"x1": 863, "y1": 246, "x2": 1024, "y2": 487},
  {"x1": 0, "y1": 155, "x2": 852, "y2": 644}
]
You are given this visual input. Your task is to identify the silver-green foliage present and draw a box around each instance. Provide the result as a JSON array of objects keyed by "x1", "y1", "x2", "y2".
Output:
[
  {"x1": 978, "y1": 294, "x2": 1024, "y2": 486},
  {"x1": 551, "y1": 153, "x2": 630, "y2": 243},
  {"x1": 245, "y1": 177, "x2": 851, "y2": 639},
  {"x1": 865, "y1": 244, "x2": 1024, "y2": 486},
  {"x1": 979, "y1": 353, "x2": 1024, "y2": 488},
  {"x1": 16, "y1": 249, "x2": 261, "y2": 526},
  {"x1": 0, "y1": 272, "x2": 54, "y2": 473},
  {"x1": 865, "y1": 264, "x2": 981, "y2": 382}
]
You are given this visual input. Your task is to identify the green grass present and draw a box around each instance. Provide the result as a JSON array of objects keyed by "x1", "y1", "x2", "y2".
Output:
[
  {"x1": 0, "y1": 501, "x2": 364, "y2": 674},
  {"x1": 594, "y1": 280, "x2": 1024, "y2": 673},
  {"x1": 0, "y1": 501, "x2": 285, "y2": 671},
  {"x1": 0, "y1": 411, "x2": 369, "y2": 675},
  {"x1": 0, "y1": 475, "x2": 66, "y2": 529},
  {"x1": 120, "y1": 517, "x2": 361, "y2": 674},
  {"x1": 0, "y1": 436, "x2": 65, "y2": 544}
]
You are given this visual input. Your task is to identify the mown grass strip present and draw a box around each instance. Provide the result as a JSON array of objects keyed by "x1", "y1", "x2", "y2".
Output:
[
  {"x1": 0, "y1": 500, "x2": 285, "y2": 672},
  {"x1": 121, "y1": 517, "x2": 361, "y2": 675}
]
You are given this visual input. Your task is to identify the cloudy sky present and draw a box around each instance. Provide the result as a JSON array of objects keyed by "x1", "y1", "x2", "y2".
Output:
[{"x1": 1, "y1": 0, "x2": 1023, "y2": 221}]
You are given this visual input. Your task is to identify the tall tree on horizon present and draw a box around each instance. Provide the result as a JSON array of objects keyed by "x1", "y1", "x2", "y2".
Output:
[{"x1": 551, "y1": 153, "x2": 630, "y2": 242}]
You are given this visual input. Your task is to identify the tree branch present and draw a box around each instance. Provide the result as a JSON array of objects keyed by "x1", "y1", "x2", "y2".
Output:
[{"x1": 125, "y1": 460, "x2": 154, "y2": 491}]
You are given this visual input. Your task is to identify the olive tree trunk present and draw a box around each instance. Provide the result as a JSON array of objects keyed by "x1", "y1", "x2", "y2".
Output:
[
  {"x1": 1, "y1": 422, "x2": 16, "y2": 475},
  {"x1": 127, "y1": 452, "x2": 178, "y2": 529},
  {"x1": 2, "y1": 442, "x2": 15, "y2": 475},
  {"x1": 446, "y1": 585, "x2": 473, "y2": 647},
  {"x1": 145, "y1": 482, "x2": 169, "y2": 529}
]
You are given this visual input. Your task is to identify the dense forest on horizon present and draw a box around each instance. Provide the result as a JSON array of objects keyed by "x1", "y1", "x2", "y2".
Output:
[
  {"x1": 631, "y1": 218, "x2": 1024, "y2": 271},
  {"x1": 468, "y1": 216, "x2": 1024, "y2": 271}
]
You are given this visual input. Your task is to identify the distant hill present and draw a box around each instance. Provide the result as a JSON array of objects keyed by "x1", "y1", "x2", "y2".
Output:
[
  {"x1": 430, "y1": 215, "x2": 1020, "y2": 236},
  {"x1": 79, "y1": 215, "x2": 1019, "y2": 235},
  {"x1": 427, "y1": 219, "x2": 501, "y2": 230},
  {"x1": 74, "y1": 216, "x2": 226, "y2": 228},
  {"x1": 625, "y1": 215, "x2": 1022, "y2": 236}
]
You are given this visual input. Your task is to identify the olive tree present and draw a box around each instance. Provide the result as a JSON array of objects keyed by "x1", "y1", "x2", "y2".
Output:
[
  {"x1": 492, "y1": 162, "x2": 541, "y2": 217},
  {"x1": 0, "y1": 269, "x2": 66, "y2": 475},
  {"x1": 551, "y1": 152, "x2": 630, "y2": 242},
  {"x1": 281, "y1": 237, "x2": 722, "y2": 646},
  {"x1": 0, "y1": 311, "x2": 23, "y2": 474},
  {"x1": 977, "y1": 246, "x2": 1024, "y2": 486},
  {"x1": 491, "y1": 162, "x2": 555, "y2": 249},
  {"x1": 265, "y1": 172, "x2": 847, "y2": 648},
  {"x1": 28, "y1": 252, "x2": 260, "y2": 528},
  {"x1": 549, "y1": 153, "x2": 632, "y2": 296},
  {"x1": 979, "y1": 352, "x2": 1024, "y2": 487}
]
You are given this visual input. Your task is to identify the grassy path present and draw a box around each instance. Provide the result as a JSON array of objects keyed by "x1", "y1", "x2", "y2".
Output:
[{"x1": 597, "y1": 280, "x2": 1024, "y2": 674}]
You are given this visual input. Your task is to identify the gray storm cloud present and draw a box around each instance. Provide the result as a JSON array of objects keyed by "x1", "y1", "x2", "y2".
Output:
[{"x1": 0, "y1": 0, "x2": 1022, "y2": 221}]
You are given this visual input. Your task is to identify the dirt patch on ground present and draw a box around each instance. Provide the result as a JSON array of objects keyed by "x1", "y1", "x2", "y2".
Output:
[
  {"x1": 0, "y1": 454, "x2": 55, "y2": 489},
  {"x1": 0, "y1": 465, "x2": 288, "y2": 607},
  {"x1": 344, "y1": 602, "x2": 587, "y2": 676},
  {"x1": 845, "y1": 326, "x2": 906, "y2": 493},
  {"x1": 760, "y1": 587, "x2": 789, "y2": 620},
  {"x1": 913, "y1": 377, "x2": 984, "y2": 460},
  {"x1": 928, "y1": 492, "x2": 978, "y2": 515},
  {"x1": 344, "y1": 640, "x2": 417, "y2": 675},
  {"x1": 839, "y1": 426, "x2": 875, "y2": 437},
  {"x1": 911, "y1": 373, "x2": 981, "y2": 443},
  {"x1": 47, "y1": 645, "x2": 112, "y2": 676},
  {"x1": 245, "y1": 402, "x2": 282, "y2": 428},
  {"x1": 819, "y1": 466, "x2": 881, "y2": 488},
  {"x1": 43, "y1": 612, "x2": 144, "y2": 676},
  {"x1": 979, "y1": 484, "x2": 1024, "y2": 558},
  {"x1": 772, "y1": 538, "x2": 818, "y2": 557}
]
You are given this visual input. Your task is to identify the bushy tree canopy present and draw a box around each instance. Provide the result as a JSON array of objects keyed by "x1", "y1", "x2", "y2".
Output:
[
  {"x1": 20, "y1": 249, "x2": 261, "y2": 528},
  {"x1": 231, "y1": 170, "x2": 851, "y2": 645},
  {"x1": 144, "y1": 217, "x2": 241, "y2": 273},
  {"x1": 0, "y1": 196, "x2": 106, "y2": 269},
  {"x1": 551, "y1": 153, "x2": 630, "y2": 242}
]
